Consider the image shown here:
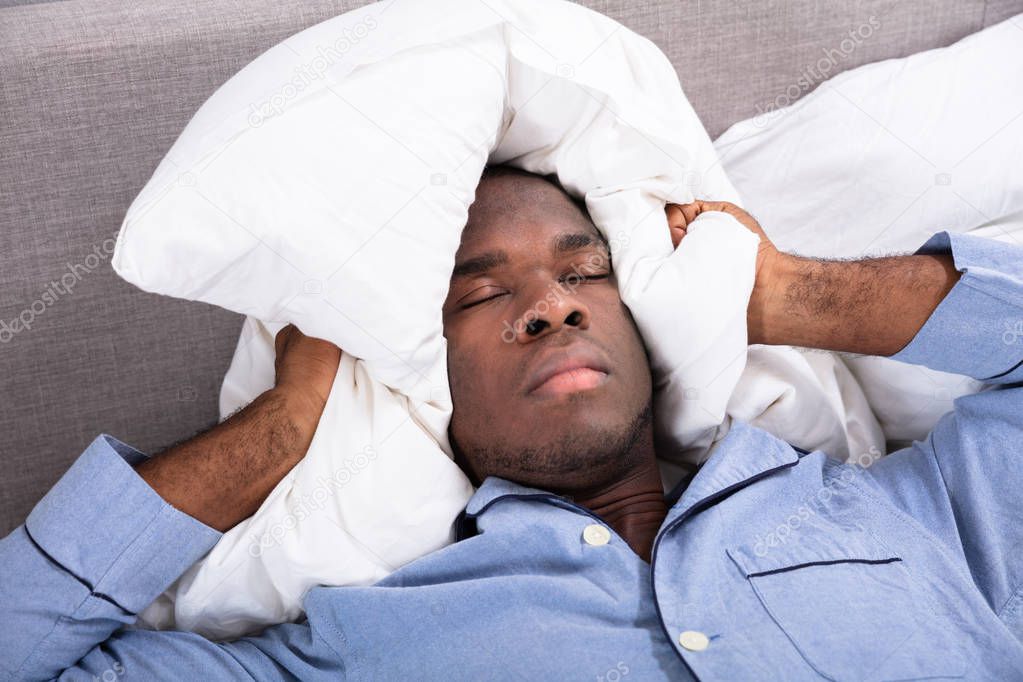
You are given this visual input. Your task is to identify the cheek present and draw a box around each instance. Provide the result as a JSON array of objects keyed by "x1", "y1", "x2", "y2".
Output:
[
  {"x1": 446, "y1": 337, "x2": 509, "y2": 448},
  {"x1": 592, "y1": 288, "x2": 637, "y2": 333},
  {"x1": 444, "y1": 336, "x2": 471, "y2": 394},
  {"x1": 596, "y1": 292, "x2": 652, "y2": 369},
  {"x1": 445, "y1": 328, "x2": 499, "y2": 399}
]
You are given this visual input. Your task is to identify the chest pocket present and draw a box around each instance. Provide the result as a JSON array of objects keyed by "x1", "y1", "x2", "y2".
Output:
[{"x1": 727, "y1": 524, "x2": 965, "y2": 681}]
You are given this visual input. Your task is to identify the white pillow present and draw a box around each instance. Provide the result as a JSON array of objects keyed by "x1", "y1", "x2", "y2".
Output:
[
  {"x1": 714, "y1": 12, "x2": 1023, "y2": 442},
  {"x1": 121, "y1": 4, "x2": 1023, "y2": 641},
  {"x1": 113, "y1": 0, "x2": 758, "y2": 456},
  {"x1": 119, "y1": 0, "x2": 774, "y2": 638}
]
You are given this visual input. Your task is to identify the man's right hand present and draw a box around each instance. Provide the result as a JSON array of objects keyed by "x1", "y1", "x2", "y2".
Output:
[{"x1": 273, "y1": 324, "x2": 343, "y2": 447}]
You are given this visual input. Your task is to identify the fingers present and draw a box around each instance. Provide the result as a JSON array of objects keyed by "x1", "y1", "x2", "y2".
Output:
[
  {"x1": 691, "y1": 200, "x2": 735, "y2": 216},
  {"x1": 274, "y1": 324, "x2": 343, "y2": 371},
  {"x1": 666, "y1": 200, "x2": 767, "y2": 250},
  {"x1": 272, "y1": 324, "x2": 343, "y2": 411},
  {"x1": 668, "y1": 224, "x2": 686, "y2": 249},
  {"x1": 665, "y1": 201, "x2": 709, "y2": 248},
  {"x1": 274, "y1": 324, "x2": 295, "y2": 375},
  {"x1": 665, "y1": 202, "x2": 701, "y2": 226},
  {"x1": 680, "y1": 203, "x2": 701, "y2": 225},
  {"x1": 665, "y1": 204, "x2": 688, "y2": 248},
  {"x1": 665, "y1": 204, "x2": 684, "y2": 228},
  {"x1": 276, "y1": 325, "x2": 341, "y2": 358}
]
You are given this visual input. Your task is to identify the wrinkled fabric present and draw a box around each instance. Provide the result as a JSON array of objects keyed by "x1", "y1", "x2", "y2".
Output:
[
  {"x1": 115, "y1": 0, "x2": 883, "y2": 638},
  {"x1": 715, "y1": 13, "x2": 1023, "y2": 446}
]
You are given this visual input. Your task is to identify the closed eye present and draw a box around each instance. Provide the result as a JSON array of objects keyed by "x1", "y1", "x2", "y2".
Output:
[
  {"x1": 458, "y1": 270, "x2": 610, "y2": 310},
  {"x1": 459, "y1": 288, "x2": 508, "y2": 310},
  {"x1": 562, "y1": 272, "x2": 610, "y2": 283}
]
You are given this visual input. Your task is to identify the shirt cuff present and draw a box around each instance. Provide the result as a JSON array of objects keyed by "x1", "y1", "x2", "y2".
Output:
[
  {"x1": 890, "y1": 231, "x2": 1023, "y2": 382},
  {"x1": 25, "y1": 435, "x2": 222, "y2": 614}
]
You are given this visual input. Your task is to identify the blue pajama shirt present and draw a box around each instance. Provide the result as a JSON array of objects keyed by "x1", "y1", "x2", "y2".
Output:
[{"x1": 2, "y1": 230, "x2": 1023, "y2": 681}]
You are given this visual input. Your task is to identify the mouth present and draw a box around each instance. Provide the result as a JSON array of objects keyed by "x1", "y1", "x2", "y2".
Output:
[{"x1": 525, "y1": 348, "x2": 611, "y2": 398}]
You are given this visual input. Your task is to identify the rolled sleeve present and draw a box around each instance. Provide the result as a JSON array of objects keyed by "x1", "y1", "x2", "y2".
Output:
[
  {"x1": 890, "y1": 231, "x2": 1023, "y2": 384},
  {"x1": 869, "y1": 231, "x2": 1023, "y2": 639},
  {"x1": 24, "y1": 434, "x2": 221, "y2": 614},
  {"x1": 1, "y1": 435, "x2": 221, "y2": 680}
]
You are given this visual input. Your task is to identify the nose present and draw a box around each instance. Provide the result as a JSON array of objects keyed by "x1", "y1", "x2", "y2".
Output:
[{"x1": 512, "y1": 285, "x2": 591, "y2": 343}]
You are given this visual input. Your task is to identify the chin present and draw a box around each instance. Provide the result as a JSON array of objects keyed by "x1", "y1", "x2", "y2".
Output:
[
  {"x1": 504, "y1": 418, "x2": 637, "y2": 468},
  {"x1": 529, "y1": 397, "x2": 636, "y2": 433},
  {"x1": 503, "y1": 451, "x2": 635, "y2": 494},
  {"x1": 453, "y1": 391, "x2": 652, "y2": 487}
]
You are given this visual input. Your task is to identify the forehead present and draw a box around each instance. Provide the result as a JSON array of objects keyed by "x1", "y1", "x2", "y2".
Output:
[
  {"x1": 457, "y1": 212, "x2": 605, "y2": 255},
  {"x1": 457, "y1": 173, "x2": 603, "y2": 252}
]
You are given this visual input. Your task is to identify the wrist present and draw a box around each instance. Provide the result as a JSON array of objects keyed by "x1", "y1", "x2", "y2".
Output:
[
  {"x1": 270, "y1": 385, "x2": 326, "y2": 451},
  {"x1": 747, "y1": 251, "x2": 803, "y2": 346},
  {"x1": 745, "y1": 252, "x2": 959, "y2": 355},
  {"x1": 137, "y1": 389, "x2": 321, "y2": 532}
]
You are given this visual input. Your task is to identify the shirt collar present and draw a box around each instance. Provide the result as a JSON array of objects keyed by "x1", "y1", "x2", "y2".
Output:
[
  {"x1": 666, "y1": 419, "x2": 800, "y2": 519},
  {"x1": 456, "y1": 477, "x2": 574, "y2": 541},
  {"x1": 460, "y1": 421, "x2": 793, "y2": 517},
  {"x1": 463, "y1": 476, "x2": 559, "y2": 517},
  {"x1": 460, "y1": 420, "x2": 799, "y2": 523}
]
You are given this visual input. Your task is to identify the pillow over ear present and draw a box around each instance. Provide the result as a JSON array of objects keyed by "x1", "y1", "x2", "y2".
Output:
[
  {"x1": 113, "y1": 0, "x2": 763, "y2": 458},
  {"x1": 714, "y1": 13, "x2": 1023, "y2": 443},
  {"x1": 120, "y1": 0, "x2": 772, "y2": 639}
]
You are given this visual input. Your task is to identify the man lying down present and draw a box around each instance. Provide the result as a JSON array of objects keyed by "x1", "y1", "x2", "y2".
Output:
[{"x1": 3, "y1": 166, "x2": 1023, "y2": 680}]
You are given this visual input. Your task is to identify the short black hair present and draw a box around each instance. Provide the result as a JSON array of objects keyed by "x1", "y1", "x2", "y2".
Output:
[{"x1": 478, "y1": 164, "x2": 608, "y2": 249}]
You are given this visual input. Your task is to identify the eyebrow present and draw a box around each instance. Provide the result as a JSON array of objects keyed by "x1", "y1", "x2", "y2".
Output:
[
  {"x1": 451, "y1": 230, "x2": 609, "y2": 280},
  {"x1": 553, "y1": 231, "x2": 606, "y2": 255},
  {"x1": 451, "y1": 251, "x2": 509, "y2": 279}
]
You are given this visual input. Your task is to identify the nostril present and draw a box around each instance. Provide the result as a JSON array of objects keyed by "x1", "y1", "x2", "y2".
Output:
[
  {"x1": 525, "y1": 319, "x2": 548, "y2": 336},
  {"x1": 565, "y1": 310, "x2": 582, "y2": 326}
]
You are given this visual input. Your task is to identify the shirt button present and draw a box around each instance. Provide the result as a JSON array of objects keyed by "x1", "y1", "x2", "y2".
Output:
[
  {"x1": 678, "y1": 630, "x2": 709, "y2": 652},
  {"x1": 582, "y1": 523, "x2": 611, "y2": 546}
]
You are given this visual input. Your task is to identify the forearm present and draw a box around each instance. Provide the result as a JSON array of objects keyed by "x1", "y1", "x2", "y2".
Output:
[
  {"x1": 670, "y1": 202, "x2": 1021, "y2": 382},
  {"x1": 136, "y1": 387, "x2": 318, "y2": 532},
  {"x1": 749, "y1": 252, "x2": 961, "y2": 356}
]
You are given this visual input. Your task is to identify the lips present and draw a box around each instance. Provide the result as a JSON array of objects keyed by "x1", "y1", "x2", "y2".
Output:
[{"x1": 525, "y1": 347, "x2": 611, "y2": 397}]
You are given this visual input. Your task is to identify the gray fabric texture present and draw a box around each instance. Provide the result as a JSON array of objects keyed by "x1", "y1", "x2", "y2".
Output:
[
  {"x1": 1, "y1": 0, "x2": 1019, "y2": 534},
  {"x1": 0, "y1": 0, "x2": 65, "y2": 8}
]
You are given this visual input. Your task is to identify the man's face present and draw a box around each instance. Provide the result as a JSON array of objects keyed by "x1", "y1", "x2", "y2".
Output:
[{"x1": 442, "y1": 169, "x2": 654, "y2": 494}]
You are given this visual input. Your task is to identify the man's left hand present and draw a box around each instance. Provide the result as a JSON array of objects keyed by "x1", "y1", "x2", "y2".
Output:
[{"x1": 666, "y1": 200, "x2": 787, "y2": 344}]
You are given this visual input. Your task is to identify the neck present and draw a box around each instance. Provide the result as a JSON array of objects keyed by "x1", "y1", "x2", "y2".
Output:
[{"x1": 568, "y1": 450, "x2": 668, "y2": 564}]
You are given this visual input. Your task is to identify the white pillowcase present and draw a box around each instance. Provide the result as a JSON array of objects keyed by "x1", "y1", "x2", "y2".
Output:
[
  {"x1": 120, "y1": 0, "x2": 773, "y2": 638},
  {"x1": 113, "y1": 0, "x2": 760, "y2": 459},
  {"x1": 139, "y1": 320, "x2": 476, "y2": 638},
  {"x1": 715, "y1": 12, "x2": 1023, "y2": 443}
]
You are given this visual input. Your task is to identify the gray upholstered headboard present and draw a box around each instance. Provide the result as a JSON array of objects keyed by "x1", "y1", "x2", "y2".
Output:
[{"x1": 1, "y1": 0, "x2": 1020, "y2": 534}]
